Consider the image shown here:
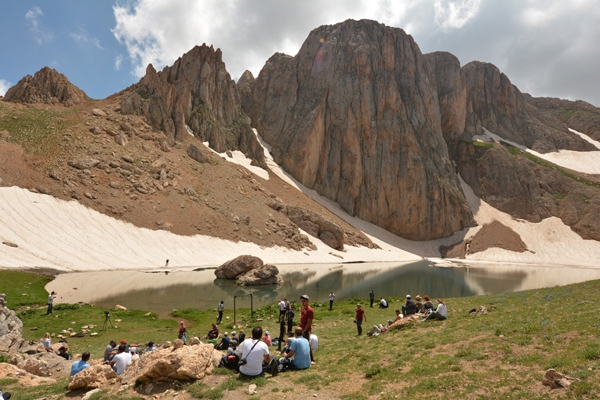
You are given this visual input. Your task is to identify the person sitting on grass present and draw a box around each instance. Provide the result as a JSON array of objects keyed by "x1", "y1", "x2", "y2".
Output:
[
  {"x1": 415, "y1": 295, "x2": 424, "y2": 313},
  {"x1": 379, "y1": 298, "x2": 389, "y2": 309},
  {"x1": 58, "y1": 346, "x2": 71, "y2": 360},
  {"x1": 109, "y1": 344, "x2": 132, "y2": 375},
  {"x1": 279, "y1": 327, "x2": 311, "y2": 371},
  {"x1": 402, "y1": 295, "x2": 416, "y2": 316},
  {"x1": 207, "y1": 323, "x2": 219, "y2": 340},
  {"x1": 216, "y1": 332, "x2": 230, "y2": 350},
  {"x1": 423, "y1": 298, "x2": 447, "y2": 322},
  {"x1": 237, "y1": 326, "x2": 278, "y2": 379},
  {"x1": 423, "y1": 295, "x2": 435, "y2": 314},
  {"x1": 367, "y1": 310, "x2": 402, "y2": 336},
  {"x1": 70, "y1": 352, "x2": 90, "y2": 377}
]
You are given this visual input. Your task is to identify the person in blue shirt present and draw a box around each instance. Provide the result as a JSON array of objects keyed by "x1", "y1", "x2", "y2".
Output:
[
  {"x1": 282, "y1": 328, "x2": 311, "y2": 370},
  {"x1": 70, "y1": 352, "x2": 91, "y2": 377}
]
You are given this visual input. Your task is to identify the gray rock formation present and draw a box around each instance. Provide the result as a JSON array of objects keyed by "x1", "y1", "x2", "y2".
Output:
[
  {"x1": 214, "y1": 255, "x2": 283, "y2": 285},
  {"x1": 242, "y1": 19, "x2": 475, "y2": 240},
  {"x1": 4, "y1": 66, "x2": 87, "y2": 106},
  {"x1": 120, "y1": 44, "x2": 265, "y2": 167},
  {"x1": 0, "y1": 294, "x2": 23, "y2": 354}
]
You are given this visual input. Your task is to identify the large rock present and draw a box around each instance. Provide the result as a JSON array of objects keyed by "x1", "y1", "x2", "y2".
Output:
[
  {"x1": 67, "y1": 364, "x2": 118, "y2": 390},
  {"x1": 0, "y1": 294, "x2": 23, "y2": 354},
  {"x1": 214, "y1": 255, "x2": 264, "y2": 279},
  {"x1": 15, "y1": 351, "x2": 73, "y2": 377},
  {"x1": 120, "y1": 343, "x2": 220, "y2": 384},
  {"x1": 242, "y1": 19, "x2": 475, "y2": 240},
  {"x1": 4, "y1": 66, "x2": 87, "y2": 106},
  {"x1": 0, "y1": 363, "x2": 56, "y2": 387},
  {"x1": 120, "y1": 45, "x2": 265, "y2": 166},
  {"x1": 236, "y1": 264, "x2": 284, "y2": 286}
]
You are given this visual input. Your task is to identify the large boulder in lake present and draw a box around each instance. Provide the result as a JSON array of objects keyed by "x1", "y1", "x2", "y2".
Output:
[
  {"x1": 214, "y1": 255, "x2": 283, "y2": 285},
  {"x1": 120, "y1": 343, "x2": 220, "y2": 384}
]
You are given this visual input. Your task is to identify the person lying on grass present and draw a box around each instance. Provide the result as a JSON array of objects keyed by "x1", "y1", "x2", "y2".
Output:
[{"x1": 367, "y1": 310, "x2": 402, "y2": 336}]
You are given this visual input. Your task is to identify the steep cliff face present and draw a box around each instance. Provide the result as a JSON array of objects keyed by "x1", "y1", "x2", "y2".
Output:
[
  {"x1": 243, "y1": 19, "x2": 475, "y2": 240},
  {"x1": 4, "y1": 66, "x2": 87, "y2": 106},
  {"x1": 120, "y1": 45, "x2": 265, "y2": 166},
  {"x1": 531, "y1": 97, "x2": 600, "y2": 142}
]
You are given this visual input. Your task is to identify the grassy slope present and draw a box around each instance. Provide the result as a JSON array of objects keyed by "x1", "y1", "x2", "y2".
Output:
[{"x1": 1, "y1": 270, "x2": 599, "y2": 399}]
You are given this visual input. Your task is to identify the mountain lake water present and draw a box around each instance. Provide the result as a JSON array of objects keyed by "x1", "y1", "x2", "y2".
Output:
[{"x1": 46, "y1": 260, "x2": 600, "y2": 317}]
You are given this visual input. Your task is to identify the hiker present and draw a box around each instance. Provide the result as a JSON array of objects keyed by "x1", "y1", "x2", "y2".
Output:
[
  {"x1": 165, "y1": 259, "x2": 169, "y2": 267},
  {"x1": 287, "y1": 306, "x2": 295, "y2": 334},
  {"x1": 237, "y1": 326, "x2": 277, "y2": 378},
  {"x1": 40, "y1": 332, "x2": 53, "y2": 352},
  {"x1": 379, "y1": 298, "x2": 389, "y2": 309},
  {"x1": 415, "y1": 295, "x2": 425, "y2": 313},
  {"x1": 278, "y1": 299, "x2": 286, "y2": 317},
  {"x1": 280, "y1": 327, "x2": 311, "y2": 371},
  {"x1": 216, "y1": 332, "x2": 230, "y2": 350},
  {"x1": 109, "y1": 344, "x2": 132, "y2": 375},
  {"x1": 263, "y1": 330, "x2": 272, "y2": 346},
  {"x1": 369, "y1": 290, "x2": 375, "y2": 307},
  {"x1": 423, "y1": 298, "x2": 447, "y2": 321},
  {"x1": 423, "y1": 295, "x2": 435, "y2": 314},
  {"x1": 58, "y1": 346, "x2": 71, "y2": 360},
  {"x1": 207, "y1": 323, "x2": 219, "y2": 340},
  {"x1": 217, "y1": 301, "x2": 224, "y2": 324},
  {"x1": 355, "y1": 304, "x2": 367, "y2": 335},
  {"x1": 277, "y1": 314, "x2": 286, "y2": 351},
  {"x1": 103, "y1": 340, "x2": 117, "y2": 361},
  {"x1": 298, "y1": 294, "x2": 315, "y2": 363},
  {"x1": 367, "y1": 310, "x2": 402, "y2": 336},
  {"x1": 70, "y1": 352, "x2": 90, "y2": 377},
  {"x1": 47, "y1": 291, "x2": 56, "y2": 315},
  {"x1": 329, "y1": 291, "x2": 335, "y2": 310},
  {"x1": 402, "y1": 295, "x2": 416, "y2": 316},
  {"x1": 178, "y1": 321, "x2": 188, "y2": 343}
]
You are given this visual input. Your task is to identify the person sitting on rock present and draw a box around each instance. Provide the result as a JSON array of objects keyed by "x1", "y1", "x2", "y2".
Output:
[
  {"x1": 207, "y1": 323, "x2": 219, "y2": 340},
  {"x1": 379, "y1": 298, "x2": 389, "y2": 309},
  {"x1": 104, "y1": 339, "x2": 117, "y2": 362},
  {"x1": 130, "y1": 347, "x2": 139, "y2": 361},
  {"x1": 423, "y1": 298, "x2": 447, "y2": 322},
  {"x1": 109, "y1": 344, "x2": 132, "y2": 375},
  {"x1": 216, "y1": 332, "x2": 230, "y2": 350},
  {"x1": 178, "y1": 321, "x2": 188, "y2": 343},
  {"x1": 402, "y1": 295, "x2": 416, "y2": 316},
  {"x1": 279, "y1": 327, "x2": 311, "y2": 371},
  {"x1": 58, "y1": 346, "x2": 71, "y2": 360},
  {"x1": 70, "y1": 352, "x2": 90, "y2": 377},
  {"x1": 40, "y1": 332, "x2": 53, "y2": 352},
  {"x1": 237, "y1": 326, "x2": 278, "y2": 378}
]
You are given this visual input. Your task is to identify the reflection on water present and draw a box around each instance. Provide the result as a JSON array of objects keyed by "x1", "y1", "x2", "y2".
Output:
[{"x1": 47, "y1": 261, "x2": 600, "y2": 316}]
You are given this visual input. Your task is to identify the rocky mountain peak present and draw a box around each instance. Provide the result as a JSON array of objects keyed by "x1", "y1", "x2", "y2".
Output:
[
  {"x1": 120, "y1": 43, "x2": 265, "y2": 166},
  {"x1": 243, "y1": 19, "x2": 475, "y2": 240},
  {"x1": 4, "y1": 66, "x2": 87, "y2": 106}
]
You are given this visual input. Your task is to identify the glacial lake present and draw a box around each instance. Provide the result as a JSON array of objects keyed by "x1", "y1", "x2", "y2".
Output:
[{"x1": 46, "y1": 260, "x2": 600, "y2": 316}]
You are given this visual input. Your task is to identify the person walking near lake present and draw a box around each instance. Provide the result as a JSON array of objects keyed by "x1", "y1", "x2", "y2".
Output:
[
  {"x1": 355, "y1": 304, "x2": 366, "y2": 335},
  {"x1": 369, "y1": 290, "x2": 374, "y2": 308},
  {"x1": 217, "y1": 301, "x2": 224, "y2": 324},
  {"x1": 47, "y1": 291, "x2": 56, "y2": 315},
  {"x1": 329, "y1": 291, "x2": 335, "y2": 310}
]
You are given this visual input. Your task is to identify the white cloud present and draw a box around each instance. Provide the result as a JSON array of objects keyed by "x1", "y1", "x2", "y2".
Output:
[
  {"x1": 115, "y1": 54, "x2": 123, "y2": 70},
  {"x1": 25, "y1": 6, "x2": 53, "y2": 44},
  {"x1": 70, "y1": 27, "x2": 104, "y2": 49},
  {"x1": 433, "y1": 0, "x2": 481, "y2": 31},
  {"x1": 0, "y1": 79, "x2": 11, "y2": 97}
]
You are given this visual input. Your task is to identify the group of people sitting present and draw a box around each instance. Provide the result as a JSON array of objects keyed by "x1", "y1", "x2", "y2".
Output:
[
  {"x1": 366, "y1": 295, "x2": 447, "y2": 336},
  {"x1": 219, "y1": 326, "x2": 313, "y2": 378}
]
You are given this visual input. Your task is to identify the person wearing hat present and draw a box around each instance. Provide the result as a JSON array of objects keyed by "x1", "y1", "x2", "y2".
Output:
[
  {"x1": 130, "y1": 347, "x2": 139, "y2": 361},
  {"x1": 415, "y1": 295, "x2": 425, "y2": 313},
  {"x1": 231, "y1": 330, "x2": 239, "y2": 343},
  {"x1": 298, "y1": 294, "x2": 315, "y2": 363},
  {"x1": 402, "y1": 295, "x2": 416, "y2": 316},
  {"x1": 216, "y1": 332, "x2": 230, "y2": 350},
  {"x1": 120, "y1": 339, "x2": 130, "y2": 353},
  {"x1": 354, "y1": 304, "x2": 367, "y2": 335}
]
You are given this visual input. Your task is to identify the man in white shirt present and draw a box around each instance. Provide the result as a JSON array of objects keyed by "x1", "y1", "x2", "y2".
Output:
[
  {"x1": 278, "y1": 299, "x2": 286, "y2": 317},
  {"x1": 110, "y1": 344, "x2": 132, "y2": 375},
  {"x1": 329, "y1": 292, "x2": 335, "y2": 310},
  {"x1": 47, "y1": 291, "x2": 56, "y2": 315},
  {"x1": 236, "y1": 327, "x2": 277, "y2": 378},
  {"x1": 423, "y1": 298, "x2": 447, "y2": 321}
]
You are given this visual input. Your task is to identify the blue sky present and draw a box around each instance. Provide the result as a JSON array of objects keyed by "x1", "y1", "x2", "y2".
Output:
[{"x1": 1, "y1": 0, "x2": 600, "y2": 106}]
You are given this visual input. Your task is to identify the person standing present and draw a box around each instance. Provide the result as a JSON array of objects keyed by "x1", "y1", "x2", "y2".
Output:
[
  {"x1": 47, "y1": 291, "x2": 56, "y2": 315},
  {"x1": 287, "y1": 307, "x2": 295, "y2": 334},
  {"x1": 278, "y1": 299, "x2": 286, "y2": 317},
  {"x1": 355, "y1": 304, "x2": 366, "y2": 335},
  {"x1": 329, "y1": 291, "x2": 335, "y2": 310},
  {"x1": 277, "y1": 314, "x2": 286, "y2": 351},
  {"x1": 369, "y1": 290, "x2": 374, "y2": 308},
  {"x1": 217, "y1": 301, "x2": 224, "y2": 324},
  {"x1": 298, "y1": 294, "x2": 315, "y2": 363}
]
